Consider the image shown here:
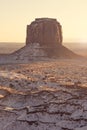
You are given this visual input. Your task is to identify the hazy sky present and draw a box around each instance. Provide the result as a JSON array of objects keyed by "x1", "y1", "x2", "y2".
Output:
[{"x1": 0, "y1": 0, "x2": 87, "y2": 43}]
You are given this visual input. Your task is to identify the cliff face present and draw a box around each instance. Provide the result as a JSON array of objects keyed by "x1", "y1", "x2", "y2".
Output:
[{"x1": 26, "y1": 18, "x2": 62, "y2": 46}]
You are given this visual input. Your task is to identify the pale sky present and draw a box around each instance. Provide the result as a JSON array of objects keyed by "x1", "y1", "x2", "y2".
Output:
[{"x1": 0, "y1": 0, "x2": 87, "y2": 43}]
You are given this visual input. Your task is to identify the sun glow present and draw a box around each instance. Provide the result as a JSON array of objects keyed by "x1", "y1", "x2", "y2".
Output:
[{"x1": 80, "y1": 40, "x2": 87, "y2": 44}]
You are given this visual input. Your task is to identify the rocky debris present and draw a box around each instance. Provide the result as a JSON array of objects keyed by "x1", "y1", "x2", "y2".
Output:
[
  {"x1": 26, "y1": 18, "x2": 62, "y2": 46},
  {"x1": 75, "y1": 126, "x2": 87, "y2": 130},
  {"x1": 0, "y1": 60, "x2": 87, "y2": 129},
  {"x1": 0, "y1": 45, "x2": 80, "y2": 64},
  {"x1": 12, "y1": 43, "x2": 79, "y2": 61}
]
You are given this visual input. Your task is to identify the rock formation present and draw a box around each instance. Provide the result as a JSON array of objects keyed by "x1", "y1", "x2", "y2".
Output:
[
  {"x1": 24, "y1": 18, "x2": 79, "y2": 59},
  {"x1": 26, "y1": 18, "x2": 62, "y2": 46},
  {"x1": 0, "y1": 18, "x2": 80, "y2": 64}
]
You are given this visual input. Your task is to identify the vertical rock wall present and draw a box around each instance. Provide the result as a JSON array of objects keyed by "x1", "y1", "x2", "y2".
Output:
[{"x1": 26, "y1": 18, "x2": 63, "y2": 46}]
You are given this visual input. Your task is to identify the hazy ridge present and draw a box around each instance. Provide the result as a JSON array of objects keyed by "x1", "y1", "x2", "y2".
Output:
[{"x1": 0, "y1": 42, "x2": 25, "y2": 54}]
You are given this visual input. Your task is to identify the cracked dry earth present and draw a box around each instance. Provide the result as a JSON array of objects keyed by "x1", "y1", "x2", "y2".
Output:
[{"x1": 0, "y1": 59, "x2": 87, "y2": 130}]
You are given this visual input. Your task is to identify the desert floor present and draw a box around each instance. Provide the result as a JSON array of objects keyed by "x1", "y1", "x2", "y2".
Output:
[{"x1": 0, "y1": 59, "x2": 87, "y2": 130}]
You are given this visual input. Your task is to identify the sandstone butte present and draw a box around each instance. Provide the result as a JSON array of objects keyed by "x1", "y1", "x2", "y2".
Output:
[
  {"x1": 12, "y1": 18, "x2": 80, "y2": 60},
  {"x1": 25, "y1": 18, "x2": 79, "y2": 58}
]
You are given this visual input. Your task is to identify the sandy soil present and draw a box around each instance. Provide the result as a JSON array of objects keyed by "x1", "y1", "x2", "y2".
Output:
[{"x1": 0, "y1": 59, "x2": 87, "y2": 130}]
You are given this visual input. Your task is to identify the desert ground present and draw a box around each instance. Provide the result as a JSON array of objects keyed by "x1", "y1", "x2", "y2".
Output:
[{"x1": 0, "y1": 59, "x2": 87, "y2": 130}]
